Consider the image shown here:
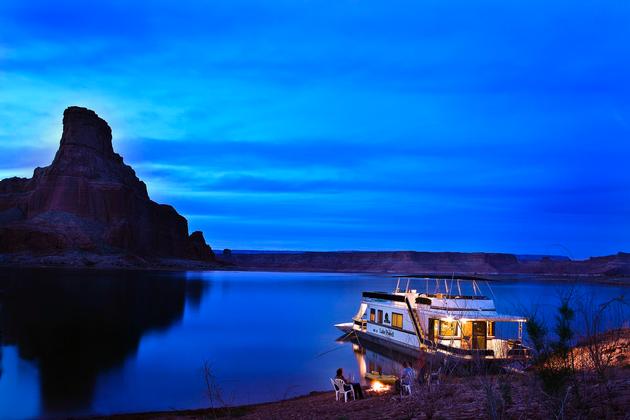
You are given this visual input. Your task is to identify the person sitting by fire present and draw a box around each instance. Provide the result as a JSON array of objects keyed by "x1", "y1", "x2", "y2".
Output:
[
  {"x1": 402, "y1": 361, "x2": 416, "y2": 385},
  {"x1": 335, "y1": 368, "x2": 365, "y2": 399},
  {"x1": 395, "y1": 361, "x2": 416, "y2": 393}
]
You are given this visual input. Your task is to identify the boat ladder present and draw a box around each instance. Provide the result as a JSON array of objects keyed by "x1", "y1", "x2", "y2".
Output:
[{"x1": 404, "y1": 296, "x2": 427, "y2": 350}]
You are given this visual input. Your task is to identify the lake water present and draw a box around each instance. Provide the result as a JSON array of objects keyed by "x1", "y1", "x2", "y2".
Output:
[{"x1": 0, "y1": 269, "x2": 627, "y2": 419}]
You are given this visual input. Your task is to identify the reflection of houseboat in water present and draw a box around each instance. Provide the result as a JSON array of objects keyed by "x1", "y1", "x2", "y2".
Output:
[
  {"x1": 349, "y1": 341, "x2": 401, "y2": 386},
  {"x1": 335, "y1": 275, "x2": 529, "y2": 361},
  {"x1": 341, "y1": 333, "x2": 413, "y2": 386}
]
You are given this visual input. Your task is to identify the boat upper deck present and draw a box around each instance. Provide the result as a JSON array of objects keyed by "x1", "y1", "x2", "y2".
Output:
[
  {"x1": 361, "y1": 290, "x2": 525, "y2": 322},
  {"x1": 362, "y1": 290, "x2": 494, "y2": 309}
]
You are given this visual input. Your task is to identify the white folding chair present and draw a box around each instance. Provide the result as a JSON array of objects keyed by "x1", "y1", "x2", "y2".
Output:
[
  {"x1": 330, "y1": 378, "x2": 342, "y2": 401},
  {"x1": 401, "y1": 381, "x2": 412, "y2": 396},
  {"x1": 333, "y1": 378, "x2": 355, "y2": 402},
  {"x1": 400, "y1": 368, "x2": 416, "y2": 396}
]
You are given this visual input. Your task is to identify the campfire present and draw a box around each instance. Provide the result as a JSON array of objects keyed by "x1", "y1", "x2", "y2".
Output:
[{"x1": 370, "y1": 380, "x2": 391, "y2": 393}]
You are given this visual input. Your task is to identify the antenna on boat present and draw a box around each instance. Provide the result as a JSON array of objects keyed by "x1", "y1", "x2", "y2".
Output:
[
  {"x1": 395, "y1": 278, "x2": 400, "y2": 293},
  {"x1": 485, "y1": 280, "x2": 496, "y2": 301},
  {"x1": 405, "y1": 278, "x2": 411, "y2": 293},
  {"x1": 457, "y1": 279, "x2": 462, "y2": 296},
  {"x1": 444, "y1": 278, "x2": 449, "y2": 294}
]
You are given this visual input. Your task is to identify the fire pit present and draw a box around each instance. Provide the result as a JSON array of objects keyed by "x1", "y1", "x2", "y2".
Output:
[{"x1": 369, "y1": 380, "x2": 391, "y2": 394}]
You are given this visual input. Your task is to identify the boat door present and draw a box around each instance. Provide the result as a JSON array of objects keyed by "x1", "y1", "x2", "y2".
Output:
[
  {"x1": 428, "y1": 318, "x2": 437, "y2": 341},
  {"x1": 472, "y1": 321, "x2": 487, "y2": 349}
]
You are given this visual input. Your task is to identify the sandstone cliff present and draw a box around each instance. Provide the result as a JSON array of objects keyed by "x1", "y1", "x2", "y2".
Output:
[
  {"x1": 227, "y1": 250, "x2": 630, "y2": 277},
  {"x1": 0, "y1": 106, "x2": 214, "y2": 262}
]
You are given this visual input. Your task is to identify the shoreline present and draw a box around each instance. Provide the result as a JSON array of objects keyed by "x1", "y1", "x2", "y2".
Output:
[
  {"x1": 90, "y1": 391, "x2": 330, "y2": 419},
  {"x1": 1, "y1": 260, "x2": 628, "y2": 286},
  {"x1": 91, "y1": 369, "x2": 630, "y2": 419},
  {"x1": 1, "y1": 250, "x2": 629, "y2": 282},
  {"x1": 90, "y1": 329, "x2": 630, "y2": 419}
]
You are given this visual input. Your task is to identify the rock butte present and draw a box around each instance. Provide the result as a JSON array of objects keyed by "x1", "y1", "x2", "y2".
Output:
[{"x1": 0, "y1": 106, "x2": 214, "y2": 261}]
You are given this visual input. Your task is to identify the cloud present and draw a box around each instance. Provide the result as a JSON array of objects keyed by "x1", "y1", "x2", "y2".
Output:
[{"x1": 1, "y1": 0, "x2": 629, "y2": 257}]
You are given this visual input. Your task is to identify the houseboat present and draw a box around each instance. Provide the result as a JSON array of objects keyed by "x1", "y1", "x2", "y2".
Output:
[{"x1": 335, "y1": 275, "x2": 529, "y2": 360}]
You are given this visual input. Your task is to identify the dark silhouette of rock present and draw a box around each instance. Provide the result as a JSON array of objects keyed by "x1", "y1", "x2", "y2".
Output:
[
  {"x1": 0, "y1": 106, "x2": 214, "y2": 261},
  {"x1": 188, "y1": 230, "x2": 214, "y2": 261}
]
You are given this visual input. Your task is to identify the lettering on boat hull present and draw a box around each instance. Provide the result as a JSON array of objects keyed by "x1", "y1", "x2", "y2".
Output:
[{"x1": 372, "y1": 327, "x2": 394, "y2": 337}]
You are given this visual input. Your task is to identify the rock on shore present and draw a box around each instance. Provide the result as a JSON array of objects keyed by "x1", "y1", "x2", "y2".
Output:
[{"x1": 0, "y1": 106, "x2": 214, "y2": 263}]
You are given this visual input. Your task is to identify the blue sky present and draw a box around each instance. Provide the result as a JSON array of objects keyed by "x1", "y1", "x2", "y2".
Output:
[{"x1": 0, "y1": 1, "x2": 629, "y2": 258}]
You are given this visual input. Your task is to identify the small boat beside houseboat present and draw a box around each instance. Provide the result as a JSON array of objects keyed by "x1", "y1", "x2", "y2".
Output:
[{"x1": 335, "y1": 275, "x2": 529, "y2": 361}]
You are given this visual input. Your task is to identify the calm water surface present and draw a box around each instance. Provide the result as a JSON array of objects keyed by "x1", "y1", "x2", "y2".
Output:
[{"x1": 0, "y1": 269, "x2": 627, "y2": 419}]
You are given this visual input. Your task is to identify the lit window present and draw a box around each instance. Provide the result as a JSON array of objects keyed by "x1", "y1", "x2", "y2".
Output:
[
  {"x1": 488, "y1": 321, "x2": 495, "y2": 336},
  {"x1": 377, "y1": 310, "x2": 383, "y2": 324},
  {"x1": 370, "y1": 309, "x2": 375, "y2": 322},
  {"x1": 439, "y1": 320, "x2": 458, "y2": 336},
  {"x1": 392, "y1": 313, "x2": 403, "y2": 329},
  {"x1": 463, "y1": 321, "x2": 472, "y2": 337}
]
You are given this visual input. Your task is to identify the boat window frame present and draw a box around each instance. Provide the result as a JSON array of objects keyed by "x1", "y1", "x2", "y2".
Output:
[
  {"x1": 429, "y1": 318, "x2": 437, "y2": 341},
  {"x1": 488, "y1": 321, "x2": 495, "y2": 337},
  {"x1": 377, "y1": 309, "x2": 383, "y2": 324},
  {"x1": 369, "y1": 308, "x2": 375, "y2": 322},
  {"x1": 439, "y1": 319, "x2": 459, "y2": 337},
  {"x1": 391, "y1": 312, "x2": 403, "y2": 329}
]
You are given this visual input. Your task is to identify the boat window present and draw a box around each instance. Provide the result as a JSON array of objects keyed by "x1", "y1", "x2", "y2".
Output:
[
  {"x1": 463, "y1": 321, "x2": 472, "y2": 337},
  {"x1": 488, "y1": 321, "x2": 495, "y2": 336},
  {"x1": 377, "y1": 310, "x2": 383, "y2": 324},
  {"x1": 392, "y1": 312, "x2": 403, "y2": 329},
  {"x1": 429, "y1": 318, "x2": 437, "y2": 340},
  {"x1": 439, "y1": 320, "x2": 458, "y2": 336},
  {"x1": 384, "y1": 313, "x2": 390, "y2": 324},
  {"x1": 370, "y1": 308, "x2": 375, "y2": 322}
]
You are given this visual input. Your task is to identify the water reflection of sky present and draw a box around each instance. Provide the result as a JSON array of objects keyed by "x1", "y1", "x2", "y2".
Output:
[
  {"x1": 0, "y1": 347, "x2": 40, "y2": 420},
  {"x1": 0, "y1": 270, "x2": 627, "y2": 418}
]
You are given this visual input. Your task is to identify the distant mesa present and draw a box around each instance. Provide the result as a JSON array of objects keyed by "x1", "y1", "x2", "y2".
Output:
[
  {"x1": 0, "y1": 106, "x2": 215, "y2": 264},
  {"x1": 228, "y1": 250, "x2": 630, "y2": 278}
]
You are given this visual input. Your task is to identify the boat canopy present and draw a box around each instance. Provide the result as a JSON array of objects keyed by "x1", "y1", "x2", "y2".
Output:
[
  {"x1": 434, "y1": 311, "x2": 527, "y2": 322},
  {"x1": 354, "y1": 302, "x2": 368, "y2": 320},
  {"x1": 441, "y1": 311, "x2": 527, "y2": 322},
  {"x1": 393, "y1": 274, "x2": 490, "y2": 281}
]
